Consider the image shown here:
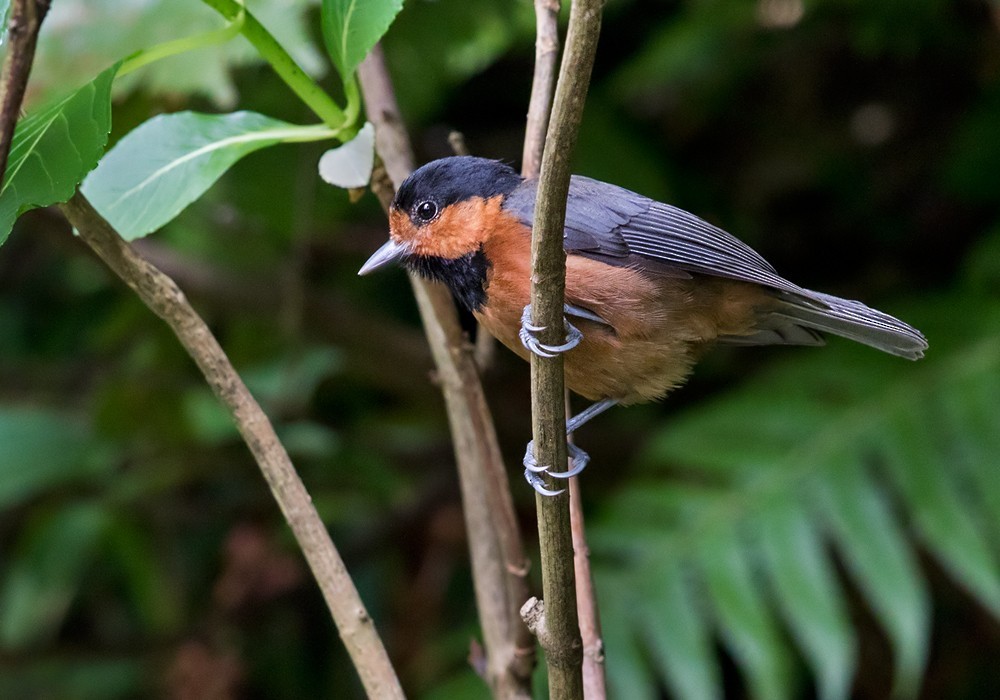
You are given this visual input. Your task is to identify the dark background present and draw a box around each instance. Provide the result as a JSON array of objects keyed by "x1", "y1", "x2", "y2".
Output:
[{"x1": 1, "y1": 0, "x2": 999, "y2": 697}]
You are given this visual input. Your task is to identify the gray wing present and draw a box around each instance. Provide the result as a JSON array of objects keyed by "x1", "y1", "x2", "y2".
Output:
[{"x1": 503, "y1": 176, "x2": 927, "y2": 359}]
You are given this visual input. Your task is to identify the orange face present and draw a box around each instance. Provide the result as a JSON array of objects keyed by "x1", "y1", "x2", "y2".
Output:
[{"x1": 388, "y1": 194, "x2": 509, "y2": 260}]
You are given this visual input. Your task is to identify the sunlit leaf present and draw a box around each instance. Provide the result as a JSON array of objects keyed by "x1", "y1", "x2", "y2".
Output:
[
  {"x1": 27, "y1": 0, "x2": 324, "y2": 108},
  {"x1": 321, "y1": 0, "x2": 403, "y2": 79},
  {"x1": 318, "y1": 121, "x2": 374, "y2": 188},
  {"x1": 0, "y1": 63, "x2": 118, "y2": 244},
  {"x1": 82, "y1": 111, "x2": 335, "y2": 239}
]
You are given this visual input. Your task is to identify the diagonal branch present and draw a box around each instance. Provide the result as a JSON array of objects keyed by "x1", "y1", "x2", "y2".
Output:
[
  {"x1": 359, "y1": 44, "x2": 535, "y2": 699},
  {"x1": 58, "y1": 192, "x2": 404, "y2": 700},
  {"x1": 527, "y1": 0, "x2": 605, "y2": 697}
]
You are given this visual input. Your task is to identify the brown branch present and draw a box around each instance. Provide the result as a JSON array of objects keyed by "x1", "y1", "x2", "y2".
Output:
[
  {"x1": 527, "y1": 0, "x2": 605, "y2": 697},
  {"x1": 524, "y1": 2, "x2": 606, "y2": 695},
  {"x1": 58, "y1": 192, "x2": 404, "y2": 700},
  {"x1": 0, "y1": 0, "x2": 50, "y2": 190},
  {"x1": 569, "y1": 476, "x2": 606, "y2": 698},
  {"x1": 359, "y1": 44, "x2": 535, "y2": 699},
  {"x1": 523, "y1": 0, "x2": 561, "y2": 180}
]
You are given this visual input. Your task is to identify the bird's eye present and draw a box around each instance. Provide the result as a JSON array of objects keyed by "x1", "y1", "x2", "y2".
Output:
[{"x1": 415, "y1": 200, "x2": 438, "y2": 222}]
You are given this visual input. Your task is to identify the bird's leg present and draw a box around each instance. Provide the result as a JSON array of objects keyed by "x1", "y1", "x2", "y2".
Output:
[
  {"x1": 522, "y1": 398, "x2": 619, "y2": 495},
  {"x1": 519, "y1": 304, "x2": 584, "y2": 358}
]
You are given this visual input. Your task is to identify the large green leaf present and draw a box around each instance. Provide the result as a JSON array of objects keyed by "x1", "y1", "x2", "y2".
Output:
[
  {"x1": 81, "y1": 111, "x2": 334, "y2": 240},
  {"x1": 321, "y1": 0, "x2": 403, "y2": 79},
  {"x1": 592, "y1": 294, "x2": 1000, "y2": 699},
  {"x1": 0, "y1": 63, "x2": 118, "y2": 244},
  {"x1": 26, "y1": 0, "x2": 324, "y2": 108}
]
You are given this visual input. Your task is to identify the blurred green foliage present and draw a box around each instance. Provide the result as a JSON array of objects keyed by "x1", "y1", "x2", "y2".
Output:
[{"x1": 2, "y1": 0, "x2": 1000, "y2": 698}]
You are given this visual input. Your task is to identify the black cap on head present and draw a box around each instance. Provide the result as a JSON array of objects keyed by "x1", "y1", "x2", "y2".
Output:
[{"x1": 392, "y1": 156, "x2": 522, "y2": 214}]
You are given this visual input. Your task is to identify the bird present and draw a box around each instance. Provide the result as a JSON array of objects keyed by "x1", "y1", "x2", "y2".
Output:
[{"x1": 359, "y1": 156, "x2": 928, "y2": 494}]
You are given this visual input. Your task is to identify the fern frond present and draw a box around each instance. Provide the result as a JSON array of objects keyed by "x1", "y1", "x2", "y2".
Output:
[{"x1": 591, "y1": 293, "x2": 1000, "y2": 699}]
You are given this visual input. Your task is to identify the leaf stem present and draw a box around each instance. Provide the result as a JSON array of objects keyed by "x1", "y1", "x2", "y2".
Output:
[
  {"x1": 200, "y1": 0, "x2": 347, "y2": 129},
  {"x1": 119, "y1": 3, "x2": 246, "y2": 77}
]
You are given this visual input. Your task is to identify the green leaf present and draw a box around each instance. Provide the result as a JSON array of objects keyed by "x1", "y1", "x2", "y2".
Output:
[
  {"x1": 321, "y1": 0, "x2": 403, "y2": 79},
  {"x1": 318, "y1": 121, "x2": 375, "y2": 188},
  {"x1": 816, "y1": 453, "x2": 930, "y2": 696},
  {"x1": 639, "y1": 560, "x2": 721, "y2": 700},
  {"x1": 758, "y1": 501, "x2": 855, "y2": 700},
  {"x1": 592, "y1": 295, "x2": 1000, "y2": 699},
  {"x1": 0, "y1": 62, "x2": 118, "y2": 245},
  {"x1": 0, "y1": 408, "x2": 113, "y2": 511},
  {"x1": 0, "y1": 502, "x2": 110, "y2": 648},
  {"x1": 698, "y1": 522, "x2": 793, "y2": 700},
  {"x1": 881, "y1": 403, "x2": 1000, "y2": 616},
  {"x1": 598, "y1": 575, "x2": 658, "y2": 700},
  {"x1": 81, "y1": 111, "x2": 336, "y2": 240},
  {"x1": 28, "y1": 0, "x2": 324, "y2": 108}
]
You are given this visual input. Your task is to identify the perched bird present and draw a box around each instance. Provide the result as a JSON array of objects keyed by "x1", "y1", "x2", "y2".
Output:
[{"x1": 360, "y1": 156, "x2": 927, "y2": 494}]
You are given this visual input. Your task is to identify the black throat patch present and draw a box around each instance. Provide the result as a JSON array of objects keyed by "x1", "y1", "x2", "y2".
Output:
[{"x1": 405, "y1": 247, "x2": 491, "y2": 312}]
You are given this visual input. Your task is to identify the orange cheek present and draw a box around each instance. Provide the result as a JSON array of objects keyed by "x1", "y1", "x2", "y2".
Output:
[
  {"x1": 388, "y1": 208, "x2": 418, "y2": 245},
  {"x1": 389, "y1": 196, "x2": 516, "y2": 260}
]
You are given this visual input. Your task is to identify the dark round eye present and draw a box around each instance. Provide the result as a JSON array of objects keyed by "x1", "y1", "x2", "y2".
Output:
[{"x1": 415, "y1": 200, "x2": 438, "y2": 221}]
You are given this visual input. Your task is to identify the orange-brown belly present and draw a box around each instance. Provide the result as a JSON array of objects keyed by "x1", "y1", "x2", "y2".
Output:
[{"x1": 475, "y1": 254, "x2": 771, "y2": 404}]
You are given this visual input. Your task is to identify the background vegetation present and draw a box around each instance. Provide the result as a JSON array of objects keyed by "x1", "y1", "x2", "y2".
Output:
[{"x1": 1, "y1": 0, "x2": 999, "y2": 697}]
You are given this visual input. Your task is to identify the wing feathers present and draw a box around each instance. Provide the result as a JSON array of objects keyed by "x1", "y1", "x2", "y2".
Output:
[{"x1": 504, "y1": 175, "x2": 928, "y2": 359}]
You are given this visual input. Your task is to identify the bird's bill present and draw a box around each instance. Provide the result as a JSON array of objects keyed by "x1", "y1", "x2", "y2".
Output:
[{"x1": 358, "y1": 239, "x2": 410, "y2": 275}]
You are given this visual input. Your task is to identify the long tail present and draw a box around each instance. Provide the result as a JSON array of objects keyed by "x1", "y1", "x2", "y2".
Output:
[{"x1": 769, "y1": 290, "x2": 927, "y2": 360}]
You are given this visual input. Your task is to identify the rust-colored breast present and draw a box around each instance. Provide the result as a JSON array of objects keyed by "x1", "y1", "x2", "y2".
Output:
[{"x1": 475, "y1": 215, "x2": 772, "y2": 404}]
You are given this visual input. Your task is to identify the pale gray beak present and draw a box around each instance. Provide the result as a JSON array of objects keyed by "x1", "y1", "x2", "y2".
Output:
[{"x1": 358, "y1": 239, "x2": 410, "y2": 275}]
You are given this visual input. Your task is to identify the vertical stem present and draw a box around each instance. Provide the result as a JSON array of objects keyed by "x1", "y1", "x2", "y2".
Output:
[
  {"x1": 570, "y1": 476, "x2": 606, "y2": 698},
  {"x1": 359, "y1": 45, "x2": 536, "y2": 699},
  {"x1": 528, "y1": 0, "x2": 605, "y2": 697},
  {"x1": 523, "y1": 0, "x2": 561, "y2": 179},
  {"x1": 199, "y1": 0, "x2": 346, "y2": 128},
  {"x1": 0, "y1": 0, "x2": 51, "y2": 191}
]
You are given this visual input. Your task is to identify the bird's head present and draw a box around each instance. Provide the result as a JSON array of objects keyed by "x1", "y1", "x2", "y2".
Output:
[{"x1": 358, "y1": 156, "x2": 523, "y2": 276}]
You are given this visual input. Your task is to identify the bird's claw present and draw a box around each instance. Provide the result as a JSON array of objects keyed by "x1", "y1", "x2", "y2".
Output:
[
  {"x1": 519, "y1": 305, "x2": 583, "y2": 358},
  {"x1": 522, "y1": 439, "x2": 591, "y2": 495}
]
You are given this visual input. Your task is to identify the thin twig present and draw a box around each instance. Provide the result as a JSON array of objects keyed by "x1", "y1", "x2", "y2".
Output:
[
  {"x1": 569, "y1": 476, "x2": 606, "y2": 698},
  {"x1": 359, "y1": 44, "x2": 535, "y2": 699},
  {"x1": 58, "y1": 192, "x2": 404, "y2": 700},
  {"x1": 0, "y1": 0, "x2": 51, "y2": 190},
  {"x1": 445, "y1": 129, "x2": 498, "y2": 371},
  {"x1": 527, "y1": 0, "x2": 605, "y2": 697},
  {"x1": 523, "y1": 0, "x2": 561, "y2": 180},
  {"x1": 524, "y1": 3, "x2": 607, "y2": 695}
]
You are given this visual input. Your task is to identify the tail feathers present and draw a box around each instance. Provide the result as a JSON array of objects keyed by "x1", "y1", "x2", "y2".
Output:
[{"x1": 770, "y1": 290, "x2": 928, "y2": 360}]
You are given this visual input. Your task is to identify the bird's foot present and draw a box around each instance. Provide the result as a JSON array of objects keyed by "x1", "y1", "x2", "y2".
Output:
[
  {"x1": 522, "y1": 440, "x2": 591, "y2": 496},
  {"x1": 519, "y1": 304, "x2": 583, "y2": 358}
]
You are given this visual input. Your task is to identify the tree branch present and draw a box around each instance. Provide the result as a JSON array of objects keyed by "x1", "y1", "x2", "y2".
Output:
[
  {"x1": 527, "y1": 0, "x2": 605, "y2": 697},
  {"x1": 522, "y1": 0, "x2": 561, "y2": 180},
  {"x1": 58, "y1": 192, "x2": 404, "y2": 700},
  {"x1": 0, "y1": 0, "x2": 50, "y2": 191},
  {"x1": 359, "y1": 44, "x2": 535, "y2": 699},
  {"x1": 524, "y1": 2, "x2": 606, "y2": 695},
  {"x1": 570, "y1": 476, "x2": 606, "y2": 698}
]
